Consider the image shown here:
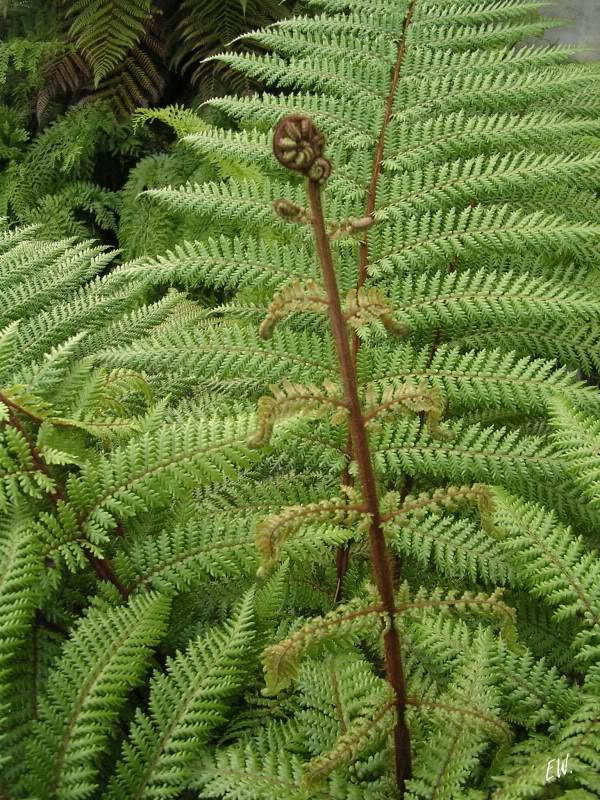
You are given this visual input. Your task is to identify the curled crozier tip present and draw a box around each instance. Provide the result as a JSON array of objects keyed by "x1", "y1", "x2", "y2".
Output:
[{"x1": 273, "y1": 114, "x2": 332, "y2": 183}]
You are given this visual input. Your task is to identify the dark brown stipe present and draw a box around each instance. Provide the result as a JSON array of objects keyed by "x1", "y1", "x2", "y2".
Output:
[
  {"x1": 338, "y1": 0, "x2": 419, "y2": 604},
  {"x1": 273, "y1": 114, "x2": 412, "y2": 793}
]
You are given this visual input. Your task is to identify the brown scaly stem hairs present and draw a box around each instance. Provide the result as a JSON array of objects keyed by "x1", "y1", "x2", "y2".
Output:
[{"x1": 272, "y1": 114, "x2": 412, "y2": 793}]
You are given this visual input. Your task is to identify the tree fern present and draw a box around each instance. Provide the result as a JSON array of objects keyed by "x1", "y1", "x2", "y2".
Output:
[
  {"x1": 3, "y1": 0, "x2": 600, "y2": 799},
  {"x1": 0, "y1": 0, "x2": 293, "y2": 246},
  {"x1": 65, "y1": 0, "x2": 155, "y2": 86},
  {"x1": 120, "y1": 0, "x2": 600, "y2": 795}
]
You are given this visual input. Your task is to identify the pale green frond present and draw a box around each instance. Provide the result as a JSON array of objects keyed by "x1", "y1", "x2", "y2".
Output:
[
  {"x1": 104, "y1": 591, "x2": 256, "y2": 800},
  {"x1": 376, "y1": 151, "x2": 600, "y2": 220},
  {"x1": 383, "y1": 265, "x2": 600, "y2": 335},
  {"x1": 118, "y1": 236, "x2": 320, "y2": 293},
  {"x1": 493, "y1": 490, "x2": 600, "y2": 660},
  {"x1": 495, "y1": 640, "x2": 583, "y2": 730},
  {"x1": 408, "y1": 628, "x2": 508, "y2": 799},
  {"x1": 26, "y1": 592, "x2": 171, "y2": 800},
  {"x1": 389, "y1": 512, "x2": 512, "y2": 586},
  {"x1": 490, "y1": 700, "x2": 600, "y2": 799},
  {"x1": 368, "y1": 207, "x2": 600, "y2": 277},
  {"x1": 144, "y1": 178, "x2": 320, "y2": 236},
  {"x1": 95, "y1": 323, "x2": 337, "y2": 391},
  {"x1": 193, "y1": 722, "x2": 308, "y2": 800},
  {"x1": 365, "y1": 343, "x2": 600, "y2": 416},
  {"x1": 450, "y1": 322, "x2": 600, "y2": 376},
  {"x1": 371, "y1": 417, "x2": 565, "y2": 491},
  {"x1": 394, "y1": 64, "x2": 600, "y2": 121},
  {"x1": 41, "y1": 414, "x2": 259, "y2": 569},
  {"x1": 385, "y1": 111, "x2": 600, "y2": 172}
]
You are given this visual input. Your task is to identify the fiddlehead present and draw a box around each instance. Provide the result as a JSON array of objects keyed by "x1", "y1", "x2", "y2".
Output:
[{"x1": 272, "y1": 115, "x2": 332, "y2": 184}]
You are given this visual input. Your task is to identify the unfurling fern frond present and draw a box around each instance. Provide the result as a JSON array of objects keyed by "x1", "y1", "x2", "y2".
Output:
[{"x1": 4, "y1": 1, "x2": 600, "y2": 799}]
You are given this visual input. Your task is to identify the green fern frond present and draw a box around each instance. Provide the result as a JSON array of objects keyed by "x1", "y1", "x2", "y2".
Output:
[
  {"x1": 371, "y1": 418, "x2": 565, "y2": 491},
  {"x1": 365, "y1": 344, "x2": 600, "y2": 416},
  {"x1": 119, "y1": 236, "x2": 321, "y2": 293},
  {"x1": 193, "y1": 722, "x2": 308, "y2": 800},
  {"x1": 495, "y1": 640, "x2": 583, "y2": 731},
  {"x1": 66, "y1": 0, "x2": 154, "y2": 85},
  {"x1": 408, "y1": 628, "x2": 508, "y2": 799},
  {"x1": 26, "y1": 592, "x2": 171, "y2": 800},
  {"x1": 493, "y1": 490, "x2": 600, "y2": 661},
  {"x1": 144, "y1": 177, "x2": 320, "y2": 234},
  {"x1": 491, "y1": 699, "x2": 600, "y2": 799},
  {"x1": 450, "y1": 321, "x2": 600, "y2": 377},
  {"x1": 550, "y1": 400, "x2": 600, "y2": 508},
  {"x1": 96, "y1": 323, "x2": 338, "y2": 392},
  {"x1": 384, "y1": 110, "x2": 600, "y2": 172},
  {"x1": 0, "y1": 508, "x2": 40, "y2": 769},
  {"x1": 40, "y1": 413, "x2": 259, "y2": 569},
  {"x1": 389, "y1": 512, "x2": 512, "y2": 586},
  {"x1": 104, "y1": 590, "x2": 256, "y2": 800},
  {"x1": 368, "y1": 207, "x2": 600, "y2": 277}
]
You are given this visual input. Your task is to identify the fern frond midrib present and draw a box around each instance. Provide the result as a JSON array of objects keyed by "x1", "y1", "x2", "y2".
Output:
[
  {"x1": 50, "y1": 609, "x2": 151, "y2": 794},
  {"x1": 129, "y1": 534, "x2": 255, "y2": 591}
]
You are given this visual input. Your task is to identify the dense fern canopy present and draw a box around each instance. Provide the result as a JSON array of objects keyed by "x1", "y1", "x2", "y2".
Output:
[
  {"x1": 0, "y1": 0, "x2": 292, "y2": 244},
  {"x1": 1, "y1": 0, "x2": 600, "y2": 799}
]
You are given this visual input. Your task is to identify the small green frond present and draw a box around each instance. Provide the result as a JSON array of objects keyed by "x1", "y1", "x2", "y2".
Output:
[
  {"x1": 550, "y1": 400, "x2": 600, "y2": 507},
  {"x1": 368, "y1": 208, "x2": 600, "y2": 277},
  {"x1": 408, "y1": 628, "x2": 508, "y2": 799},
  {"x1": 0, "y1": 509, "x2": 40, "y2": 768},
  {"x1": 193, "y1": 722, "x2": 307, "y2": 800},
  {"x1": 26, "y1": 592, "x2": 171, "y2": 800},
  {"x1": 104, "y1": 591, "x2": 256, "y2": 800},
  {"x1": 118, "y1": 236, "x2": 321, "y2": 294},
  {"x1": 491, "y1": 699, "x2": 600, "y2": 799},
  {"x1": 493, "y1": 490, "x2": 600, "y2": 660},
  {"x1": 96, "y1": 323, "x2": 338, "y2": 393},
  {"x1": 366, "y1": 344, "x2": 600, "y2": 416}
]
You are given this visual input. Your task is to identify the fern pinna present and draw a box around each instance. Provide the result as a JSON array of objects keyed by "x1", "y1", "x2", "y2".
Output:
[{"x1": 2, "y1": 0, "x2": 600, "y2": 798}]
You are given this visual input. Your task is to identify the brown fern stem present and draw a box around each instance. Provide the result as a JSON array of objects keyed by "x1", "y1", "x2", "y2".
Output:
[
  {"x1": 358, "y1": 0, "x2": 419, "y2": 289},
  {"x1": 334, "y1": 458, "x2": 353, "y2": 602},
  {"x1": 272, "y1": 114, "x2": 412, "y2": 790},
  {"x1": 307, "y1": 176, "x2": 412, "y2": 793},
  {"x1": 336, "y1": 0, "x2": 419, "y2": 599}
]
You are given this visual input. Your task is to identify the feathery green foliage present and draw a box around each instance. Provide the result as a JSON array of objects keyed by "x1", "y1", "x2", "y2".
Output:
[
  {"x1": 0, "y1": 0, "x2": 292, "y2": 244},
  {"x1": 2, "y1": 0, "x2": 600, "y2": 798}
]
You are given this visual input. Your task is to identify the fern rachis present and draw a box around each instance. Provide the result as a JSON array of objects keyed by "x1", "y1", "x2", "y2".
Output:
[{"x1": 2, "y1": 0, "x2": 600, "y2": 799}]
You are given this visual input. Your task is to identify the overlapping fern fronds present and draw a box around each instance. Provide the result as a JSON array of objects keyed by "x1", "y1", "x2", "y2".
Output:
[
  {"x1": 2, "y1": 1, "x2": 600, "y2": 799},
  {"x1": 109, "y1": 0, "x2": 600, "y2": 796},
  {"x1": 0, "y1": 0, "x2": 294, "y2": 242}
]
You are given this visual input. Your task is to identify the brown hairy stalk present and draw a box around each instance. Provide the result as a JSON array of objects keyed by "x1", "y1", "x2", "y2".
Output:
[{"x1": 273, "y1": 115, "x2": 412, "y2": 792}]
